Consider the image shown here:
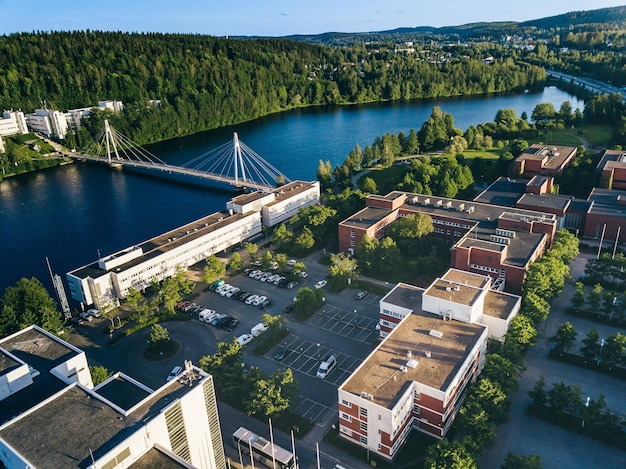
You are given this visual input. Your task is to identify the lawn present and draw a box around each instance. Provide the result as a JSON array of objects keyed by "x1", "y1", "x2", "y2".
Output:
[{"x1": 357, "y1": 165, "x2": 409, "y2": 194}]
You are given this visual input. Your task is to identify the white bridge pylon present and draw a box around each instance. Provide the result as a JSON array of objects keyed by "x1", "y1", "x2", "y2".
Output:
[{"x1": 80, "y1": 120, "x2": 290, "y2": 190}]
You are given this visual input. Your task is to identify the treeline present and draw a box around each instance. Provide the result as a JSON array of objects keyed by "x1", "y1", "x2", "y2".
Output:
[{"x1": 0, "y1": 31, "x2": 545, "y2": 145}]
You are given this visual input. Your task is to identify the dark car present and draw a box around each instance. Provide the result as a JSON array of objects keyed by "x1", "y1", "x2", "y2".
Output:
[
  {"x1": 277, "y1": 278, "x2": 289, "y2": 288},
  {"x1": 258, "y1": 299, "x2": 272, "y2": 309},
  {"x1": 231, "y1": 289, "x2": 246, "y2": 300},
  {"x1": 274, "y1": 346, "x2": 289, "y2": 361},
  {"x1": 239, "y1": 292, "x2": 251, "y2": 302},
  {"x1": 284, "y1": 303, "x2": 296, "y2": 314},
  {"x1": 221, "y1": 317, "x2": 240, "y2": 331},
  {"x1": 213, "y1": 316, "x2": 231, "y2": 328},
  {"x1": 70, "y1": 316, "x2": 85, "y2": 326}
]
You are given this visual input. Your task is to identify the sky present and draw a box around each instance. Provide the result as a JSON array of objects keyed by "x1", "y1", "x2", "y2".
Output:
[{"x1": 1, "y1": 1, "x2": 625, "y2": 37}]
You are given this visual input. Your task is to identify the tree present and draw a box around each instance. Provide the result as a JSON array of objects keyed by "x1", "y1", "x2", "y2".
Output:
[
  {"x1": 0, "y1": 277, "x2": 59, "y2": 338},
  {"x1": 246, "y1": 368, "x2": 297, "y2": 417},
  {"x1": 293, "y1": 227, "x2": 315, "y2": 255},
  {"x1": 245, "y1": 242, "x2": 259, "y2": 262},
  {"x1": 273, "y1": 224, "x2": 293, "y2": 251},
  {"x1": 361, "y1": 176, "x2": 377, "y2": 194},
  {"x1": 510, "y1": 139, "x2": 529, "y2": 155},
  {"x1": 316, "y1": 159, "x2": 333, "y2": 190},
  {"x1": 588, "y1": 284, "x2": 603, "y2": 312},
  {"x1": 495, "y1": 108, "x2": 518, "y2": 124},
  {"x1": 260, "y1": 313, "x2": 284, "y2": 335},
  {"x1": 274, "y1": 252, "x2": 288, "y2": 269},
  {"x1": 294, "y1": 287, "x2": 324, "y2": 316},
  {"x1": 468, "y1": 378, "x2": 509, "y2": 424},
  {"x1": 581, "y1": 329, "x2": 601, "y2": 362},
  {"x1": 292, "y1": 261, "x2": 307, "y2": 276},
  {"x1": 551, "y1": 229, "x2": 579, "y2": 263},
  {"x1": 502, "y1": 452, "x2": 543, "y2": 469},
  {"x1": 550, "y1": 322, "x2": 577, "y2": 354},
  {"x1": 202, "y1": 255, "x2": 226, "y2": 284},
  {"x1": 198, "y1": 340, "x2": 244, "y2": 394},
  {"x1": 424, "y1": 439, "x2": 477, "y2": 469},
  {"x1": 229, "y1": 252, "x2": 243, "y2": 272},
  {"x1": 261, "y1": 250, "x2": 274, "y2": 270},
  {"x1": 481, "y1": 354, "x2": 521, "y2": 396},
  {"x1": 603, "y1": 332, "x2": 626, "y2": 366},
  {"x1": 89, "y1": 366, "x2": 112, "y2": 386},
  {"x1": 528, "y1": 375, "x2": 547, "y2": 407},
  {"x1": 148, "y1": 323, "x2": 170, "y2": 345},
  {"x1": 531, "y1": 103, "x2": 556, "y2": 123},
  {"x1": 521, "y1": 292, "x2": 551, "y2": 324},
  {"x1": 506, "y1": 315, "x2": 537, "y2": 348},
  {"x1": 571, "y1": 282, "x2": 586, "y2": 309},
  {"x1": 328, "y1": 253, "x2": 358, "y2": 291}
]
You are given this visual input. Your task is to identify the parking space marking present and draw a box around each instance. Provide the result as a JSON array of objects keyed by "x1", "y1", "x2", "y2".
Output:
[
  {"x1": 293, "y1": 397, "x2": 333, "y2": 426},
  {"x1": 309, "y1": 306, "x2": 379, "y2": 344}
]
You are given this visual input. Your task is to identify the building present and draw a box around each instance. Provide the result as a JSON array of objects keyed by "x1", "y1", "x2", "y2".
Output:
[
  {"x1": 0, "y1": 111, "x2": 28, "y2": 137},
  {"x1": 338, "y1": 191, "x2": 557, "y2": 293},
  {"x1": 99, "y1": 100, "x2": 125, "y2": 112},
  {"x1": 0, "y1": 325, "x2": 226, "y2": 469},
  {"x1": 509, "y1": 144, "x2": 577, "y2": 178},
  {"x1": 584, "y1": 188, "x2": 626, "y2": 243},
  {"x1": 338, "y1": 309, "x2": 488, "y2": 460},
  {"x1": 66, "y1": 106, "x2": 93, "y2": 131},
  {"x1": 25, "y1": 109, "x2": 69, "y2": 139},
  {"x1": 597, "y1": 149, "x2": 626, "y2": 190},
  {"x1": 68, "y1": 181, "x2": 320, "y2": 309},
  {"x1": 0, "y1": 136, "x2": 4, "y2": 154}
]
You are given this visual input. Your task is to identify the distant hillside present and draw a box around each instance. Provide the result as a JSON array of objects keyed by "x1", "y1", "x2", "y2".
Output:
[{"x1": 283, "y1": 5, "x2": 626, "y2": 45}]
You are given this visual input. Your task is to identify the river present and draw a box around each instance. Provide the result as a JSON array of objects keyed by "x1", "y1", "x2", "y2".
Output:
[{"x1": 0, "y1": 87, "x2": 583, "y2": 297}]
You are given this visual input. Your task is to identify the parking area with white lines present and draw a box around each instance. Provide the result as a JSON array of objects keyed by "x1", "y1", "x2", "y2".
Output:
[{"x1": 307, "y1": 305, "x2": 380, "y2": 344}]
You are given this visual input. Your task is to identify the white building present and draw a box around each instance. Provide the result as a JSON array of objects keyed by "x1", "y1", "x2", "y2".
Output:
[
  {"x1": 68, "y1": 181, "x2": 320, "y2": 309},
  {"x1": 0, "y1": 326, "x2": 226, "y2": 469},
  {"x1": 0, "y1": 136, "x2": 4, "y2": 153},
  {"x1": 99, "y1": 100, "x2": 125, "y2": 112},
  {"x1": 0, "y1": 111, "x2": 28, "y2": 137},
  {"x1": 66, "y1": 106, "x2": 92, "y2": 131},
  {"x1": 25, "y1": 109, "x2": 69, "y2": 139}
]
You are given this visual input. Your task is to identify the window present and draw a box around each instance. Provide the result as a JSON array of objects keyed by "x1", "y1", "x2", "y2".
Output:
[
  {"x1": 340, "y1": 426, "x2": 352, "y2": 436},
  {"x1": 413, "y1": 405, "x2": 420, "y2": 415},
  {"x1": 360, "y1": 408, "x2": 368, "y2": 418},
  {"x1": 350, "y1": 230, "x2": 355, "y2": 238},
  {"x1": 360, "y1": 435, "x2": 368, "y2": 445},
  {"x1": 350, "y1": 240, "x2": 355, "y2": 247},
  {"x1": 341, "y1": 399, "x2": 352, "y2": 408},
  {"x1": 341, "y1": 413, "x2": 352, "y2": 423},
  {"x1": 414, "y1": 392, "x2": 420, "y2": 401},
  {"x1": 360, "y1": 422, "x2": 368, "y2": 432}
]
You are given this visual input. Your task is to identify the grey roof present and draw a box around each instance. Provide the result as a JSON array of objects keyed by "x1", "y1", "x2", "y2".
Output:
[
  {"x1": 0, "y1": 327, "x2": 80, "y2": 425},
  {"x1": 382, "y1": 283, "x2": 424, "y2": 311},
  {"x1": 0, "y1": 372, "x2": 206, "y2": 469},
  {"x1": 473, "y1": 177, "x2": 527, "y2": 206},
  {"x1": 516, "y1": 193, "x2": 572, "y2": 212},
  {"x1": 587, "y1": 188, "x2": 626, "y2": 218}
]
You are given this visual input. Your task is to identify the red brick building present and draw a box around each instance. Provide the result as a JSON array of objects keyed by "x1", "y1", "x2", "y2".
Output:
[
  {"x1": 338, "y1": 191, "x2": 557, "y2": 294},
  {"x1": 597, "y1": 149, "x2": 626, "y2": 191},
  {"x1": 509, "y1": 144, "x2": 577, "y2": 178}
]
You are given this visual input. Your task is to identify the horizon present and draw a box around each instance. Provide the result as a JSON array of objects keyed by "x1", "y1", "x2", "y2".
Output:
[{"x1": 1, "y1": 1, "x2": 625, "y2": 37}]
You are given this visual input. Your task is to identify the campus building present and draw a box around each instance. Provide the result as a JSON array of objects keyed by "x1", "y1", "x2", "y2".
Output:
[
  {"x1": 338, "y1": 191, "x2": 557, "y2": 293},
  {"x1": 0, "y1": 326, "x2": 225, "y2": 469},
  {"x1": 68, "y1": 181, "x2": 320, "y2": 309},
  {"x1": 509, "y1": 144, "x2": 577, "y2": 178},
  {"x1": 597, "y1": 149, "x2": 626, "y2": 191},
  {"x1": 339, "y1": 269, "x2": 520, "y2": 460},
  {"x1": 0, "y1": 111, "x2": 28, "y2": 137},
  {"x1": 25, "y1": 109, "x2": 69, "y2": 140}
]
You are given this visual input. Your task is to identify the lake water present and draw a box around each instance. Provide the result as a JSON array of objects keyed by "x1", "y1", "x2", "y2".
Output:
[{"x1": 0, "y1": 87, "x2": 584, "y2": 297}]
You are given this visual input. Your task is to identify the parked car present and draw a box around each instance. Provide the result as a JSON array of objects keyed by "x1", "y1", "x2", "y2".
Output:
[
  {"x1": 231, "y1": 289, "x2": 246, "y2": 300},
  {"x1": 176, "y1": 301, "x2": 190, "y2": 310},
  {"x1": 210, "y1": 314, "x2": 228, "y2": 326},
  {"x1": 86, "y1": 308, "x2": 101, "y2": 318},
  {"x1": 215, "y1": 283, "x2": 229, "y2": 294},
  {"x1": 237, "y1": 333, "x2": 254, "y2": 346},
  {"x1": 226, "y1": 287, "x2": 240, "y2": 298},
  {"x1": 213, "y1": 315, "x2": 231, "y2": 328},
  {"x1": 166, "y1": 365, "x2": 183, "y2": 382},
  {"x1": 274, "y1": 346, "x2": 289, "y2": 361},
  {"x1": 287, "y1": 281, "x2": 299, "y2": 289},
  {"x1": 248, "y1": 270, "x2": 259, "y2": 278},
  {"x1": 252, "y1": 295, "x2": 267, "y2": 306},
  {"x1": 245, "y1": 295, "x2": 259, "y2": 305},
  {"x1": 355, "y1": 291, "x2": 367, "y2": 300},
  {"x1": 71, "y1": 316, "x2": 84, "y2": 326},
  {"x1": 209, "y1": 279, "x2": 225, "y2": 291},
  {"x1": 268, "y1": 262, "x2": 279, "y2": 270},
  {"x1": 239, "y1": 292, "x2": 252, "y2": 302},
  {"x1": 277, "y1": 278, "x2": 289, "y2": 288},
  {"x1": 243, "y1": 268, "x2": 253, "y2": 275},
  {"x1": 284, "y1": 303, "x2": 296, "y2": 314},
  {"x1": 260, "y1": 272, "x2": 271, "y2": 282},
  {"x1": 258, "y1": 299, "x2": 272, "y2": 309},
  {"x1": 273, "y1": 276, "x2": 286, "y2": 286},
  {"x1": 299, "y1": 271, "x2": 308, "y2": 278},
  {"x1": 78, "y1": 312, "x2": 93, "y2": 322},
  {"x1": 253, "y1": 260, "x2": 263, "y2": 267},
  {"x1": 253, "y1": 271, "x2": 265, "y2": 280},
  {"x1": 251, "y1": 322, "x2": 268, "y2": 337},
  {"x1": 267, "y1": 274, "x2": 279, "y2": 283},
  {"x1": 315, "y1": 280, "x2": 327, "y2": 289},
  {"x1": 316, "y1": 355, "x2": 337, "y2": 379},
  {"x1": 287, "y1": 259, "x2": 297, "y2": 266},
  {"x1": 221, "y1": 317, "x2": 240, "y2": 332}
]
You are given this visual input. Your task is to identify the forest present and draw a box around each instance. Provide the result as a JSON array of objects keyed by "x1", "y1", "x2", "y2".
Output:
[{"x1": 0, "y1": 31, "x2": 545, "y2": 145}]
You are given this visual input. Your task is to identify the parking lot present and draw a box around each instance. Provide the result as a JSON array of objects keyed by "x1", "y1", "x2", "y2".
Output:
[{"x1": 307, "y1": 305, "x2": 379, "y2": 344}]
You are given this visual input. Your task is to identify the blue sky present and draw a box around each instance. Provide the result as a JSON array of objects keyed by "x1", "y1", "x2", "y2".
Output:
[{"x1": 1, "y1": 1, "x2": 625, "y2": 36}]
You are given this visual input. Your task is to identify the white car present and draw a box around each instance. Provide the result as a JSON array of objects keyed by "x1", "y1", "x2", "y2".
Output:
[
  {"x1": 219, "y1": 285, "x2": 233, "y2": 296},
  {"x1": 249, "y1": 270, "x2": 259, "y2": 278},
  {"x1": 215, "y1": 283, "x2": 230, "y2": 294},
  {"x1": 260, "y1": 272, "x2": 271, "y2": 282},
  {"x1": 86, "y1": 308, "x2": 101, "y2": 318},
  {"x1": 167, "y1": 365, "x2": 183, "y2": 382},
  {"x1": 253, "y1": 295, "x2": 267, "y2": 306},
  {"x1": 79, "y1": 312, "x2": 93, "y2": 322},
  {"x1": 267, "y1": 274, "x2": 279, "y2": 283},
  {"x1": 245, "y1": 294, "x2": 259, "y2": 305},
  {"x1": 237, "y1": 333, "x2": 254, "y2": 346},
  {"x1": 299, "y1": 271, "x2": 308, "y2": 278},
  {"x1": 253, "y1": 271, "x2": 265, "y2": 280},
  {"x1": 315, "y1": 280, "x2": 327, "y2": 289},
  {"x1": 226, "y1": 287, "x2": 240, "y2": 298},
  {"x1": 287, "y1": 259, "x2": 297, "y2": 266},
  {"x1": 273, "y1": 276, "x2": 286, "y2": 286}
]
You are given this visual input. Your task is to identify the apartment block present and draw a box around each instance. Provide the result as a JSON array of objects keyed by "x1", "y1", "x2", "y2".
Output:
[{"x1": 509, "y1": 144, "x2": 577, "y2": 178}]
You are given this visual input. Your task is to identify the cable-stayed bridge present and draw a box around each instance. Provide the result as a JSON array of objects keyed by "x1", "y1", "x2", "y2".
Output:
[{"x1": 71, "y1": 120, "x2": 290, "y2": 191}]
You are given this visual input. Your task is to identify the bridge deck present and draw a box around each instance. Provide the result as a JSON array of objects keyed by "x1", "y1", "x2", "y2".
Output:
[{"x1": 72, "y1": 154, "x2": 273, "y2": 191}]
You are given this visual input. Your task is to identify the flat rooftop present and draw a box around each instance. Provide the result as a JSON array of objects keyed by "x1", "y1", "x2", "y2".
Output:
[
  {"x1": 229, "y1": 190, "x2": 274, "y2": 206},
  {"x1": 516, "y1": 193, "x2": 571, "y2": 212},
  {"x1": 96, "y1": 375, "x2": 151, "y2": 411},
  {"x1": 473, "y1": 177, "x2": 527, "y2": 206},
  {"x1": 483, "y1": 290, "x2": 520, "y2": 320},
  {"x1": 587, "y1": 188, "x2": 626, "y2": 218},
  {"x1": 382, "y1": 283, "x2": 424, "y2": 311},
  {"x1": 70, "y1": 209, "x2": 258, "y2": 280},
  {"x1": 340, "y1": 206, "x2": 396, "y2": 230},
  {"x1": 342, "y1": 311, "x2": 486, "y2": 409},
  {"x1": 516, "y1": 144, "x2": 577, "y2": 170},
  {"x1": 425, "y1": 278, "x2": 483, "y2": 307},
  {"x1": 596, "y1": 149, "x2": 626, "y2": 171},
  {"x1": 0, "y1": 371, "x2": 206, "y2": 469},
  {"x1": 0, "y1": 327, "x2": 80, "y2": 424},
  {"x1": 441, "y1": 269, "x2": 491, "y2": 288},
  {"x1": 266, "y1": 180, "x2": 318, "y2": 206},
  {"x1": 129, "y1": 447, "x2": 190, "y2": 468}
]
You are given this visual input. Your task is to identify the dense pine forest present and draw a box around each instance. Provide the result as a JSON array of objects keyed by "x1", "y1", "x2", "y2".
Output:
[{"x1": 0, "y1": 31, "x2": 545, "y2": 144}]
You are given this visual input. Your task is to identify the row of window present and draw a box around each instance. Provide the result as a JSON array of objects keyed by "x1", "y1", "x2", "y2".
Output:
[
  {"x1": 433, "y1": 219, "x2": 473, "y2": 229},
  {"x1": 381, "y1": 309, "x2": 404, "y2": 319},
  {"x1": 470, "y1": 263, "x2": 499, "y2": 274},
  {"x1": 433, "y1": 227, "x2": 463, "y2": 237}
]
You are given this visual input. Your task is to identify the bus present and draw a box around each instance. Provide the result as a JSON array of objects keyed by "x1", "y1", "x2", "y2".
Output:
[{"x1": 233, "y1": 426, "x2": 296, "y2": 469}]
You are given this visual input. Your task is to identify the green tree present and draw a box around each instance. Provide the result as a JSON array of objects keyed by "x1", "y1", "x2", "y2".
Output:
[
  {"x1": 550, "y1": 322, "x2": 577, "y2": 354},
  {"x1": 502, "y1": 452, "x2": 543, "y2": 469},
  {"x1": 361, "y1": 176, "x2": 377, "y2": 194},
  {"x1": 245, "y1": 242, "x2": 259, "y2": 262},
  {"x1": 202, "y1": 255, "x2": 226, "y2": 284},
  {"x1": 292, "y1": 261, "x2": 307, "y2": 276},
  {"x1": 510, "y1": 139, "x2": 529, "y2": 155},
  {"x1": 293, "y1": 227, "x2": 315, "y2": 255},
  {"x1": 274, "y1": 253, "x2": 288, "y2": 269},
  {"x1": 294, "y1": 287, "x2": 324, "y2": 316},
  {"x1": 198, "y1": 340, "x2": 244, "y2": 394},
  {"x1": 603, "y1": 332, "x2": 626, "y2": 366},
  {"x1": 588, "y1": 284, "x2": 603, "y2": 311},
  {"x1": 229, "y1": 252, "x2": 243, "y2": 272},
  {"x1": 260, "y1": 313, "x2": 284, "y2": 335},
  {"x1": 521, "y1": 292, "x2": 551, "y2": 324},
  {"x1": 581, "y1": 329, "x2": 601, "y2": 362},
  {"x1": 148, "y1": 323, "x2": 170, "y2": 345},
  {"x1": 261, "y1": 251, "x2": 274, "y2": 270},
  {"x1": 506, "y1": 315, "x2": 537, "y2": 348},
  {"x1": 481, "y1": 354, "x2": 521, "y2": 396},
  {"x1": 531, "y1": 103, "x2": 556, "y2": 123},
  {"x1": 424, "y1": 439, "x2": 477, "y2": 469},
  {"x1": 528, "y1": 375, "x2": 547, "y2": 407},
  {"x1": 273, "y1": 224, "x2": 293, "y2": 251},
  {"x1": 571, "y1": 282, "x2": 586, "y2": 309},
  {"x1": 328, "y1": 253, "x2": 358, "y2": 291},
  {"x1": 316, "y1": 159, "x2": 333, "y2": 190},
  {"x1": 246, "y1": 368, "x2": 297, "y2": 417},
  {"x1": 89, "y1": 365, "x2": 112, "y2": 386},
  {"x1": 551, "y1": 229, "x2": 579, "y2": 264},
  {"x1": 0, "y1": 277, "x2": 59, "y2": 337}
]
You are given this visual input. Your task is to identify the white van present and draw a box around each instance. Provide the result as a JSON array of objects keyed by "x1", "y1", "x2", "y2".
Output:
[
  {"x1": 251, "y1": 322, "x2": 268, "y2": 337},
  {"x1": 198, "y1": 308, "x2": 213, "y2": 321},
  {"x1": 316, "y1": 355, "x2": 337, "y2": 379}
]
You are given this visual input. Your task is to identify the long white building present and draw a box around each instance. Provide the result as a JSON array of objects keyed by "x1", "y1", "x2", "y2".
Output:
[
  {"x1": 0, "y1": 111, "x2": 28, "y2": 137},
  {"x1": 67, "y1": 181, "x2": 320, "y2": 309},
  {"x1": 0, "y1": 325, "x2": 226, "y2": 469},
  {"x1": 25, "y1": 109, "x2": 69, "y2": 139}
]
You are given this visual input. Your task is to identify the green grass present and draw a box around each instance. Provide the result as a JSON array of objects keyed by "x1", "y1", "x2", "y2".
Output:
[
  {"x1": 358, "y1": 165, "x2": 409, "y2": 194},
  {"x1": 143, "y1": 339, "x2": 181, "y2": 360},
  {"x1": 456, "y1": 149, "x2": 500, "y2": 160},
  {"x1": 352, "y1": 279, "x2": 388, "y2": 296}
]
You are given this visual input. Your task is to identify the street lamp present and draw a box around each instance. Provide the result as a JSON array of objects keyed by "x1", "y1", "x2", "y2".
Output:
[
  {"x1": 598, "y1": 338, "x2": 605, "y2": 366},
  {"x1": 582, "y1": 396, "x2": 590, "y2": 428}
]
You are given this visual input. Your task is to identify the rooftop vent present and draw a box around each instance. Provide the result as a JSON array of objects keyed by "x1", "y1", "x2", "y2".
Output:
[
  {"x1": 423, "y1": 198, "x2": 430, "y2": 206},
  {"x1": 400, "y1": 366, "x2": 408, "y2": 373},
  {"x1": 407, "y1": 359, "x2": 418, "y2": 368},
  {"x1": 425, "y1": 351, "x2": 431, "y2": 358},
  {"x1": 458, "y1": 203, "x2": 465, "y2": 212},
  {"x1": 429, "y1": 329, "x2": 443, "y2": 339},
  {"x1": 407, "y1": 350, "x2": 412, "y2": 359}
]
